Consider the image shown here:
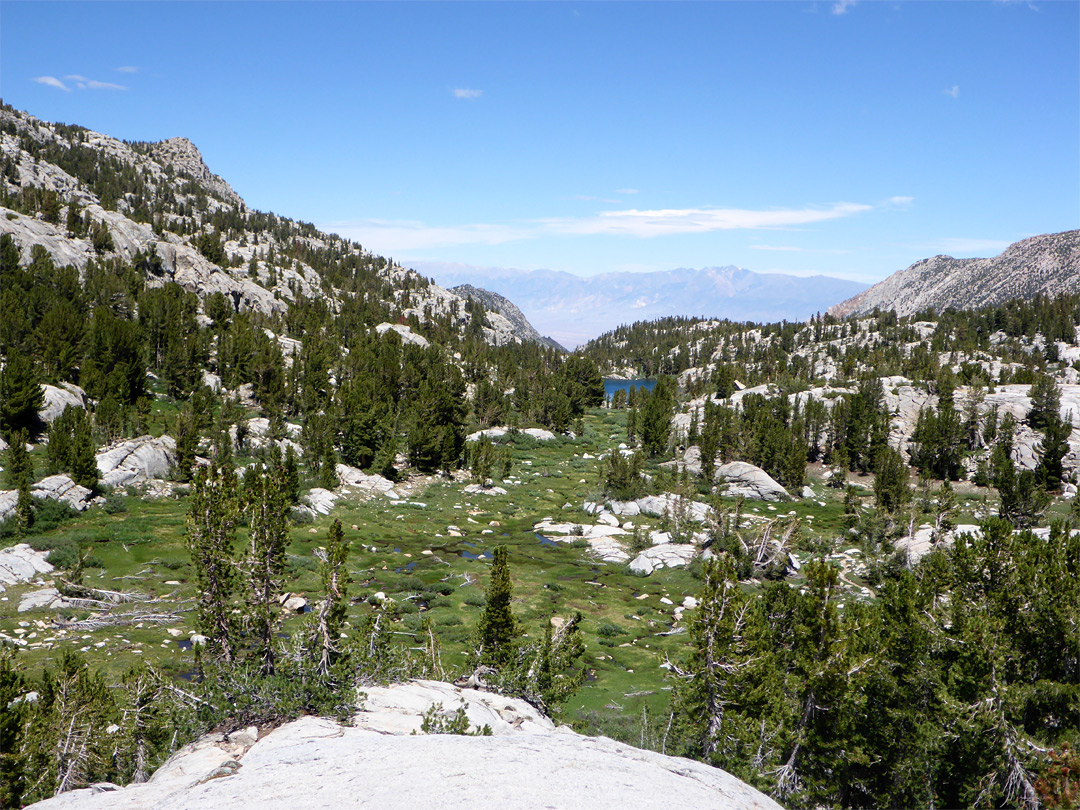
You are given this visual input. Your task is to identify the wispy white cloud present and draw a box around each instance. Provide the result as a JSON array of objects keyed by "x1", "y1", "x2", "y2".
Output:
[
  {"x1": 543, "y1": 202, "x2": 872, "y2": 238},
  {"x1": 64, "y1": 74, "x2": 127, "y2": 90},
  {"x1": 832, "y1": 0, "x2": 856, "y2": 15},
  {"x1": 324, "y1": 200, "x2": 876, "y2": 252},
  {"x1": 886, "y1": 195, "x2": 914, "y2": 208},
  {"x1": 115, "y1": 66, "x2": 139, "y2": 73},
  {"x1": 944, "y1": 85, "x2": 960, "y2": 99},
  {"x1": 452, "y1": 88, "x2": 482, "y2": 100},
  {"x1": 34, "y1": 76, "x2": 71, "y2": 91}
]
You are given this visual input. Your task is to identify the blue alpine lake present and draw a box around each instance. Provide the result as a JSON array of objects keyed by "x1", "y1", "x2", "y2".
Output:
[{"x1": 603, "y1": 378, "x2": 656, "y2": 401}]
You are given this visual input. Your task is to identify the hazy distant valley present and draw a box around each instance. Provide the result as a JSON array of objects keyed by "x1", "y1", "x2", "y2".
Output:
[{"x1": 413, "y1": 261, "x2": 869, "y2": 348}]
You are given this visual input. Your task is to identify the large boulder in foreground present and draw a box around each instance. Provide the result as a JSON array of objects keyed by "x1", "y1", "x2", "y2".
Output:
[
  {"x1": 715, "y1": 462, "x2": 792, "y2": 502},
  {"x1": 27, "y1": 680, "x2": 782, "y2": 810}
]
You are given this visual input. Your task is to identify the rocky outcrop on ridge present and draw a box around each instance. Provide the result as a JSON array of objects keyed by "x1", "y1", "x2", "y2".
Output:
[
  {"x1": 828, "y1": 230, "x2": 1080, "y2": 318},
  {"x1": 0, "y1": 105, "x2": 555, "y2": 349},
  {"x1": 451, "y1": 284, "x2": 568, "y2": 351},
  {"x1": 149, "y1": 137, "x2": 243, "y2": 206},
  {"x1": 27, "y1": 680, "x2": 782, "y2": 810}
]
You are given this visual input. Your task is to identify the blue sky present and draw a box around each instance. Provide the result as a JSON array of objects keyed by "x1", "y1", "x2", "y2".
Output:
[{"x1": 3, "y1": 1, "x2": 1077, "y2": 283}]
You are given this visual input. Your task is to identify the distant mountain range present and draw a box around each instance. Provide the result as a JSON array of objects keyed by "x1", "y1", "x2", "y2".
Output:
[
  {"x1": 828, "y1": 230, "x2": 1080, "y2": 318},
  {"x1": 410, "y1": 262, "x2": 868, "y2": 349}
]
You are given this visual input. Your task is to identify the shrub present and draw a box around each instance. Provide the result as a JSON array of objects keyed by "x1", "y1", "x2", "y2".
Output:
[
  {"x1": 597, "y1": 621, "x2": 627, "y2": 638},
  {"x1": 289, "y1": 508, "x2": 314, "y2": 525},
  {"x1": 29, "y1": 498, "x2": 79, "y2": 533},
  {"x1": 45, "y1": 540, "x2": 80, "y2": 570},
  {"x1": 103, "y1": 495, "x2": 128, "y2": 514}
]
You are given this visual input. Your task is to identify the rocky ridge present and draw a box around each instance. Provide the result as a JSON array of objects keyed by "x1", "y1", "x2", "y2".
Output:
[
  {"x1": 451, "y1": 283, "x2": 568, "y2": 351},
  {"x1": 828, "y1": 230, "x2": 1080, "y2": 318},
  {"x1": 0, "y1": 105, "x2": 552, "y2": 349}
]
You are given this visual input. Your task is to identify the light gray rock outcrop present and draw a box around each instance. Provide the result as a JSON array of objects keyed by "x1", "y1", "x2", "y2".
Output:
[
  {"x1": 0, "y1": 491, "x2": 15, "y2": 522},
  {"x1": 39, "y1": 383, "x2": 86, "y2": 423},
  {"x1": 32, "y1": 475, "x2": 95, "y2": 511},
  {"x1": 466, "y1": 427, "x2": 558, "y2": 442},
  {"x1": 0, "y1": 544, "x2": 54, "y2": 592},
  {"x1": 635, "y1": 493, "x2": 713, "y2": 521},
  {"x1": 150, "y1": 137, "x2": 243, "y2": 206},
  {"x1": 27, "y1": 680, "x2": 782, "y2": 810},
  {"x1": 533, "y1": 519, "x2": 631, "y2": 563},
  {"x1": 629, "y1": 543, "x2": 697, "y2": 576},
  {"x1": 0, "y1": 475, "x2": 96, "y2": 523},
  {"x1": 18, "y1": 587, "x2": 69, "y2": 613},
  {"x1": 375, "y1": 322, "x2": 430, "y2": 348},
  {"x1": 716, "y1": 462, "x2": 792, "y2": 502},
  {"x1": 303, "y1": 487, "x2": 339, "y2": 515},
  {"x1": 96, "y1": 435, "x2": 177, "y2": 488}
]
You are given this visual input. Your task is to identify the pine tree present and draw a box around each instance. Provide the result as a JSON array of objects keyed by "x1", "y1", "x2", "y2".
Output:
[
  {"x1": 671, "y1": 557, "x2": 755, "y2": 765},
  {"x1": 873, "y1": 446, "x2": 910, "y2": 513},
  {"x1": 244, "y1": 463, "x2": 288, "y2": 675},
  {"x1": 1027, "y1": 373, "x2": 1061, "y2": 432},
  {"x1": 477, "y1": 545, "x2": 520, "y2": 667},
  {"x1": 1034, "y1": 413, "x2": 1072, "y2": 492},
  {"x1": 186, "y1": 464, "x2": 240, "y2": 662},
  {"x1": 0, "y1": 652, "x2": 28, "y2": 807},
  {"x1": 45, "y1": 408, "x2": 74, "y2": 475},
  {"x1": 282, "y1": 444, "x2": 301, "y2": 505},
  {"x1": 641, "y1": 376, "x2": 675, "y2": 456},
  {"x1": 314, "y1": 519, "x2": 350, "y2": 676},
  {"x1": 0, "y1": 353, "x2": 44, "y2": 439},
  {"x1": 5, "y1": 430, "x2": 34, "y2": 533},
  {"x1": 69, "y1": 410, "x2": 98, "y2": 492}
]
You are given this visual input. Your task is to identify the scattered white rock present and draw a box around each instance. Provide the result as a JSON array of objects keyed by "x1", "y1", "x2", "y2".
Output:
[{"x1": 463, "y1": 484, "x2": 507, "y2": 496}]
